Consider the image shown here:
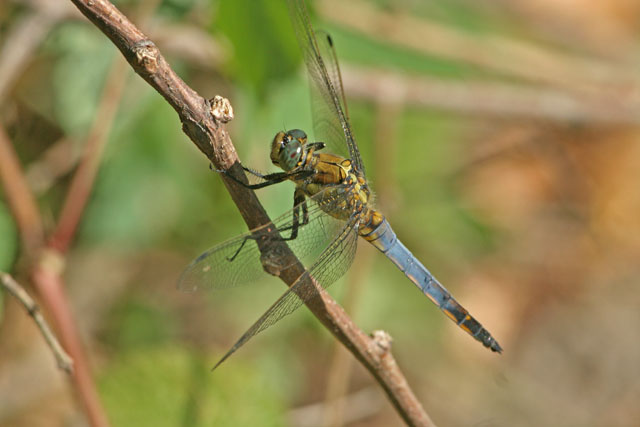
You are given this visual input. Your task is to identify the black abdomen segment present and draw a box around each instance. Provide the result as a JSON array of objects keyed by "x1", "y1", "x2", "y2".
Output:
[{"x1": 361, "y1": 217, "x2": 502, "y2": 353}]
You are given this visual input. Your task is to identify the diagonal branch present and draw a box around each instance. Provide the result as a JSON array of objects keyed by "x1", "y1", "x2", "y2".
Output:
[
  {"x1": 1, "y1": 2, "x2": 158, "y2": 425},
  {"x1": 67, "y1": 0, "x2": 434, "y2": 425},
  {"x1": 318, "y1": 0, "x2": 640, "y2": 98},
  {"x1": 0, "y1": 272, "x2": 73, "y2": 373},
  {"x1": 341, "y1": 67, "x2": 640, "y2": 126},
  {"x1": 48, "y1": 56, "x2": 130, "y2": 253},
  {"x1": 0, "y1": 125, "x2": 44, "y2": 257},
  {"x1": 0, "y1": 120, "x2": 109, "y2": 426}
]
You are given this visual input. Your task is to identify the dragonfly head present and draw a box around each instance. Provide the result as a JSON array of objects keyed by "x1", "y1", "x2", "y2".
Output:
[{"x1": 271, "y1": 129, "x2": 307, "y2": 171}]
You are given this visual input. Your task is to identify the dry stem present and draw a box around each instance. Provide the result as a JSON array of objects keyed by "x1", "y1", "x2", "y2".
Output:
[{"x1": 0, "y1": 272, "x2": 73, "y2": 373}]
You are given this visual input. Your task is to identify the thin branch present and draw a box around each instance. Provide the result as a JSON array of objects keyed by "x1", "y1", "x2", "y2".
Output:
[
  {"x1": 323, "y1": 94, "x2": 397, "y2": 424},
  {"x1": 323, "y1": 247, "x2": 374, "y2": 427},
  {"x1": 292, "y1": 387, "x2": 384, "y2": 427},
  {"x1": 48, "y1": 56, "x2": 130, "y2": 253},
  {"x1": 67, "y1": 0, "x2": 434, "y2": 425},
  {"x1": 341, "y1": 67, "x2": 640, "y2": 125},
  {"x1": 26, "y1": 137, "x2": 79, "y2": 195},
  {"x1": 0, "y1": 124, "x2": 44, "y2": 256},
  {"x1": 2, "y1": 3, "x2": 142, "y2": 426},
  {"x1": 148, "y1": 22, "x2": 226, "y2": 70},
  {"x1": 0, "y1": 125, "x2": 109, "y2": 426},
  {"x1": 0, "y1": 2, "x2": 166, "y2": 426},
  {"x1": 318, "y1": 0, "x2": 640, "y2": 98},
  {"x1": 30, "y1": 250, "x2": 109, "y2": 427},
  {"x1": 0, "y1": 272, "x2": 73, "y2": 373},
  {"x1": 0, "y1": 0, "x2": 77, "y2": 102}
]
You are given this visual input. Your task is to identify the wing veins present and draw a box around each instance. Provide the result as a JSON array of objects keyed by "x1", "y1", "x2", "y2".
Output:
[
  {"x1": 178, "y1": 185, "x2": 350, "y2": 292},
  {"x1": 212, "y1": 214, "x2": 360, "y2": 369},
  {"x1": 286, "y1": 0, "x2": 364, "y2": 173}
]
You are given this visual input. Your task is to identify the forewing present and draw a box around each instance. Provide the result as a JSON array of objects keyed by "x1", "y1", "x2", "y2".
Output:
[
  {"x1": 286, "y1": 0, "x2": 364, "y2": 173},
  {"x1": 178, "y1": 186, "x2": 350, "y2": 292},
  {"x1": 314, "y1": 29, "x2": 349, "y2": 121},
  {"x1": 213, "y1": 215, "x2": 360, "y2": 369}
]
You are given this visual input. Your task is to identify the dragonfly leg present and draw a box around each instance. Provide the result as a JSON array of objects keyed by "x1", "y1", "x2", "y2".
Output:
[
  {"x1": 226, "y1": 235, "x2": 254, "y2": 262},
  {"x1": 240, "y1": 166, "x2": 270, "y2": 179},
  {"x1": 280, "y1": 188, "x2": 309, "y2": 241},
  {"x1": 226, "y1": 189, "x2": 309, "y2": 262},
  {"x1": 306, "y1": 142, "x2": 326, "y2": 151},
  {"x1": 219, "y1": 166, "x2": 313, "y2": 190}
]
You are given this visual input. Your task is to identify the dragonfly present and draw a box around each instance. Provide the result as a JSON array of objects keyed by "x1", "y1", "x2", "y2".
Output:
[{"x1": 179, "y1": 0, "x2": 502, "y2": 369}]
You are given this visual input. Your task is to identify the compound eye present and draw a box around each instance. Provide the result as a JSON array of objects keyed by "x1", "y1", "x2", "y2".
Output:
[
  {"x1": 279, "y1": 140, "x2": 302, "y2": 171},
  {"x1": 287, "y1": 129, "x2": 307, "y2": 143}
]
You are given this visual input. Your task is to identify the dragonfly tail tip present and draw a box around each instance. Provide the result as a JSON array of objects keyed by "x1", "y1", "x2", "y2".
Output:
[{"x1": 211, "y1": 348, "x2": 236, "y2": 372}]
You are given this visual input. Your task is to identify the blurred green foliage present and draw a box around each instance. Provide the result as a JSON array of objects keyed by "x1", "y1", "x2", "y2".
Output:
[
  {"x1": 81, "y1": 96, "x2": 194, "y2": 248},
  {"x1": 100, "y1": 346, "x2": 285, "y2": 426},
  {"x1": 45, "y1": 23, "x2": 116, "y2": 137},
  {"x1": 102, "y1": 298, "x2": 178, "y2": 350},
  {"x1": 216, "y1": 0, "x2": 299, "y2": 100},
  {"x1": 0, "y1": 202, "x2": 16, "y2": 319},
  {"x1": 0, "y1": 202, "x2": 17, "y2": 272}
]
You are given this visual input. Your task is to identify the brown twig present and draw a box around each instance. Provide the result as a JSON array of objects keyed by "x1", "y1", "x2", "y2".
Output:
[
  {"x1": 67, "y1": 0, "x2": 434, "y2": 424},
  {"x1": 0, "y1": 2, "x2": 135, "y2": 425},
  {"x1": 34, "y1": 1, "x2": 162, "y2": 423},
  {"x1": 0, "y1": 124, "x2": 109, "y2": 425},
  {"x1": 0, "y1": 272, "x2": 73, "y2": 373},
  {"x1": 30, "y1": 250, "x2": 108, "y2": 427}
]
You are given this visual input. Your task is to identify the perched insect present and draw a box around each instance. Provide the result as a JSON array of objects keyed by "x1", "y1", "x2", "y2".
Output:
[{"x1": 180, "y1": 0, "x2": 502, "y2": 368}]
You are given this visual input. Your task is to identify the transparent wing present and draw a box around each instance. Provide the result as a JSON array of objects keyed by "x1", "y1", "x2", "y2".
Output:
[
  {"x1": 314, "y1": 29, "x2": 350, "y2": 121},
  {"x1": 213, "y1": 215, "x2": 360, "y2": 369},
  {"x1": 178, "y1": 186, "x2": 350, "y2": 292},
  {"x1": 286, "y1": 0, "x2": 365, "y2": 173}
]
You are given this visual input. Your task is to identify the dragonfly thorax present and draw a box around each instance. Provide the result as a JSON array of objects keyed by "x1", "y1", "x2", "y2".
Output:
[{"x1": 271, "y1": 129, "x2": 308, "y2": 172}]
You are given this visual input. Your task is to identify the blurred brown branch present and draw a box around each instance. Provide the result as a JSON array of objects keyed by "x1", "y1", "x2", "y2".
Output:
[
  {"x1": 323, "y1": 95, "x2": 401, "y2": 426},
  {"x1": 319, "y1": 0, "x2": 640, "y2": 135},
  {"x1": 341, "y1": 67, "x2": 640, "y2": 125},
  {"x1": 293, "y1": 387, "x2": 384, "y2": 427},
  {"x1": 25, "y1": 137, "x2": 79, "y2": 195},
  {"x1": 0, "y1": 125, "x2": 44, "y2": 256},
  {"x1": 0, "y1": 272, "x2": 73, "y2": 373},
  {"x1": 48, "y1": 56, "x2": 130, "y2": 253},
  {"x1": 67, "y1": 0, "x2": 435, "y2": 425},
  {"x1": 0, "y1": 1, "x2": 159, "y2": 426},
  {"x1": 0, "y1": 120, "x2": 110, "y2": 426},
  {"x1": 319, "y1": 0, "x2": 640, "y2": 99},
  {"x1": 0, "y1": 0, "x2": 79, "y2": 102}
]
